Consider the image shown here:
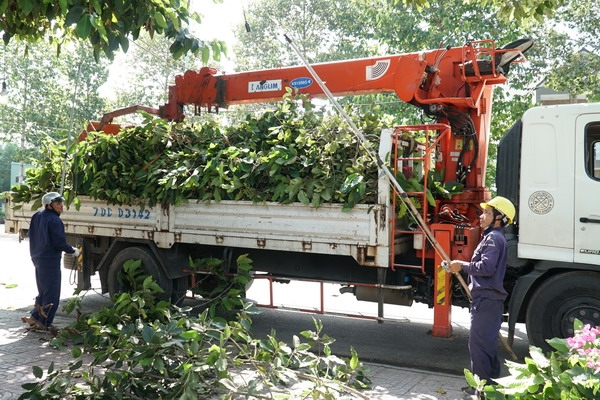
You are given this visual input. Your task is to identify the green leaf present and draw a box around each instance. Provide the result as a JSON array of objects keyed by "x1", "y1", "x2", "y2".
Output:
[
  {"x1": 180, "y1": 330, "x2": 200, "y2": 340},
  {"x1": 19, "y1": 0, "x2": 34, "y2": 15},
  {"x1": 349, "y1": 348, "x2": 359, "y2": 370},
  {"x1": 425, "y1": 189, "x2": 436, "y2": 206},
  {"x1": 464, "y1": 368, "x2": 477, "y2": 386},
  {"x1": 340, "y1": 173, "x2": 363, "y2": 193},
  {"x1": 165, "y1": 9, "x2": 180, "y2": 30},
  {"x1": 211, "y1": 40, "x2": 221, "y2": 62},
  {"x1": 142, "y1": 324, "x2": 154, "y2": 343},
  {"x1": 547, "y1": 338, "x2": 570, "y2": 353},
  {"x1": 201, "y1": 45, "x2": 210, "y2": 64},
  {"x1": 75, "y1": 14, "x2": 93, "y2": 39},
  {"x1": 297, "y1": 190, "x2": 309, "y2": 204},
  {"x1": 259, "y1": 339, "x2": 275, "y2": 352},
  {"x1": 32, "y1": 365, "x2": 43, "y2": 379},
  {"x1": 72, "y1": 347, "x2": 83, "y2": 358},
  {"x1": 154, "y1": 11, "x2": 167, "y2": 28},
  {"x1": 153, "y1": 357, "x2": 165, "y2": 372}
]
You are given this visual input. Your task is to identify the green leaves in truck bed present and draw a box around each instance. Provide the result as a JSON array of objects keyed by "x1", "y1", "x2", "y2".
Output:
[{"x1": 12, "y1": 95, "x2": 385, "y2": 210}]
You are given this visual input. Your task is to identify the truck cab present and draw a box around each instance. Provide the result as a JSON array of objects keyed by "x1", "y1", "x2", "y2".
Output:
[{"x1": 498, "y1": 102, "x2": 600, "y2": 348}]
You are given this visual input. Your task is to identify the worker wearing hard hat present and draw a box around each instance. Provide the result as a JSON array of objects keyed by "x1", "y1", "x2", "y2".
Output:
[
  {"x1": 21, "y1": 192, "x2": 80, "y2": 334},
  {"x1": 448, "y1": 196, "x2": 515, "y2": 396}
]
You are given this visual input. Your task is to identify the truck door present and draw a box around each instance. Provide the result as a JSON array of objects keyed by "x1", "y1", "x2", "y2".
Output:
[{"x1": 574, "y1": 115, "x2": 600, "y2": 265}]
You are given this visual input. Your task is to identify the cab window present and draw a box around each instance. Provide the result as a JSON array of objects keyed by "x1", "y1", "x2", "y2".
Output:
[{"x1": 585, "y1": 122, "x2": 600, "y2": 179}]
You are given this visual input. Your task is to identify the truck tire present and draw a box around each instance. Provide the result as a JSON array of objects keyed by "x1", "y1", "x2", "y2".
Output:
[
  {"x1": 525, "y1": 271, "x2": 600, "y2": 351},
  {"x1": 107, "y1": 246, "x2": 173, "y2": 302}
]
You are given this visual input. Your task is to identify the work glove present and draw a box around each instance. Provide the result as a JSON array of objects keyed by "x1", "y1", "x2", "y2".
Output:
[{"x1": 72, "y1": 247, "x2": 80, "y2": 257}]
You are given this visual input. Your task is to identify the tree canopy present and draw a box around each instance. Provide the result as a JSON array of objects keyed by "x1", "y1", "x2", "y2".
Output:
[
  {"x1": 0, "y1": 0, "x2": 226, "y2": 61},
  {"x1": 0, "y1": 39, "x2": 110, "y2": 178},
  {"x1": 0, "y1": 0, "x2": 564, "y2": 64},
  {"x1": 392, "y1": 0, "x2": 564, "y2": 22}
]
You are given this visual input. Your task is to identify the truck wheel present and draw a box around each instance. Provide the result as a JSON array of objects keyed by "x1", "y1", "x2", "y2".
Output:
[
  {"x1": 107, "y1": 246, "x2": 173, "y2": 302},
  {"x1": 526, "y1": 271, "x2": 600, "y2": 351}
]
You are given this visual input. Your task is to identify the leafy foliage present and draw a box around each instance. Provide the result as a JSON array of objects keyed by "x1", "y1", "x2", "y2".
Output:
[
  {"x1": 0, "y1": 142, "x2": 18, "y2": 191},
  {"x1": 233, "y1": 0, "x2": 543, "y2": 192},
  {"x1": 100, "y1": 33, "x2": 208, "y2": 113},
  {"x1": 0, "y1": 0, "x2": 226, "y2": 62},
  {"x1": 188, "y1": 254, "x2": 254, "y2": 316},
  {"x1": 20, "y1": 255, "x2": 371, "y2": 399},
  {"x1": 11, "y1": 93, "x2": 388, "y2": 211},
  {"x1": 395, "y1": 165, "x2": 464, "y2": 226},
  {"x1": 0, "y1": 40, "x2": 109, "y2": 142},
  {"x1": 233, "y1": 0, "x2": 378, "y2": 71},
  {"x1": 465, "y1": 319, "x2": 600, "y2": 399},
  {"x1": 381, "y1": 0, "x2": 563, "y2": 22}
]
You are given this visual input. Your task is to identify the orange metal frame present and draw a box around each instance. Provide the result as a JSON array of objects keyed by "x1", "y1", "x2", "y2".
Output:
[{"x1": 389, "y1": 124, "x2": 458, "y2": 336}]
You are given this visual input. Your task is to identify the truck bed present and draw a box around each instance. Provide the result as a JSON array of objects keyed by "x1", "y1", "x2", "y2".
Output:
[{"x1": 5, "y1": 196, "x2": 390, "y2": 268}]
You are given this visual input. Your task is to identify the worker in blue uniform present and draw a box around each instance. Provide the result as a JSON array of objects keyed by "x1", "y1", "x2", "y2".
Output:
[
  {"x1": 21, "y1": 192, "x2": 79, "y2": 332},
  {"x1": 448, "y1": 196, "x2": 515, "y2": 397}
]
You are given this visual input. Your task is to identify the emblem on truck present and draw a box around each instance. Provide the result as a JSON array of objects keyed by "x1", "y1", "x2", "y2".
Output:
[
  {"x1": 528, "y1": 191, "x2": 554, "y2": 215},
  {"x1": 580, "y1": 249, "x2": 600, "y2": 255}
]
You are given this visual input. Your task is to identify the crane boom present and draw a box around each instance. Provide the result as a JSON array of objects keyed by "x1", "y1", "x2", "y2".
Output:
[{"x1": 160, "y1": 39, "x2": 511, "y2": 120}]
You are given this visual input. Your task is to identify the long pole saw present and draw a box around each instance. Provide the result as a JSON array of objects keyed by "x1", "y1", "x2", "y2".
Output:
[{"x1": 282, "y1": 34, "x2": 518, "y2": 361}]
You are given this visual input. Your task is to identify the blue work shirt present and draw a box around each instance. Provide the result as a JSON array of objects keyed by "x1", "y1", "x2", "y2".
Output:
[
  {"x1": 459, "y1": 226, "x2": 508, "y2": 301},
  {"x1": 29, "y1": 208, "x2": 74, "y2": 261}
]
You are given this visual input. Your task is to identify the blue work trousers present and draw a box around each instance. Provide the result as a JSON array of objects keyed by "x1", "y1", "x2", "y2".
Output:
[
  {"x1": 469, "y1": 297, "x2": 503, "y2": 382},
  {"x1": 30, "y1": 257, "x2": 62, "y2": 326}
]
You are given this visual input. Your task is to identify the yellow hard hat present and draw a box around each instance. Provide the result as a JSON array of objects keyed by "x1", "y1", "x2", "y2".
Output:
[{"x1": 480, "y1": 196, "x2": 515, "y2": 224}]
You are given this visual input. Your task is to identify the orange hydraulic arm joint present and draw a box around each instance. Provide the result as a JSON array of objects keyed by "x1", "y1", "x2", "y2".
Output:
[{"x1": 80, "y1": 105, "x2": 161, "y2": 141}]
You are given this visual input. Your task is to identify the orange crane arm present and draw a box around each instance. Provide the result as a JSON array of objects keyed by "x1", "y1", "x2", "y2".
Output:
[{"x1": 159, "y1": 39, "x2": 516, "y2": 121}]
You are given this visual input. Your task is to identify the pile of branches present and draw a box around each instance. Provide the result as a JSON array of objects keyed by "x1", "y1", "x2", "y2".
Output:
[
  {"x1": 20, "y1": 255, "x2": 372, "y2": 399},
  {"x1": 12, "y1": 94, "x2": 387, "y2": 211}
]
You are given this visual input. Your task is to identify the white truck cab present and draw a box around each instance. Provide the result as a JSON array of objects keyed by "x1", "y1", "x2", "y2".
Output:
[{"x1": 498, "y1": 102, "x2": 600, "y2": 348}]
